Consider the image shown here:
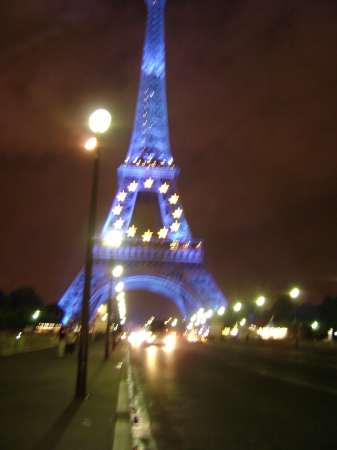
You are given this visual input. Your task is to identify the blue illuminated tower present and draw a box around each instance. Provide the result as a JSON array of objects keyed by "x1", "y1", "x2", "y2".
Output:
[{"x1": 59, "y1": 0, "x2": 227, "y2": 324}]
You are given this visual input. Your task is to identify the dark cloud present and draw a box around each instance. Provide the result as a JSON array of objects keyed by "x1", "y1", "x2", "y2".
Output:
[{"x1": 1, "y1": 0, "x2": 337, "y2": 316}]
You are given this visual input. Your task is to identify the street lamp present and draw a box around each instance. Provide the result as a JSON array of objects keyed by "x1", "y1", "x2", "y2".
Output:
[
  {"x1": 290, "y1": 287, "x2": 300, "y2": 348},
  {"x1": 105, "y1": 264, "x2": 123, "y2": 360},
  {"x1": 76, "y1": 108, "x2": 111, "y2": 400},
  {"x1": 256, "y1": 296, "x2": 265, "y2": 307},
  {"x1": 234, "y1": 302, "x2": 242, "y2": 312}
]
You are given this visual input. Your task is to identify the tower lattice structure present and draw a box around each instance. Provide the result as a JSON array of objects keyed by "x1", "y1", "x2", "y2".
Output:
[{"x1": 59, "y1": 0, "x2": 227, "y2": 324}]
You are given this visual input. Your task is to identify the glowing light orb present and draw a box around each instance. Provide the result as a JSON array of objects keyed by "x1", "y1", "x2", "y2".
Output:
[
  {"x1": 256, "y1": 296, "x2": 265, "y2": 307},
  {"x1": 115, "y1": 282, "x2": 124, "y2": 293},
  {"x1": 290, "y1": 288, "x2": 300, "y2": 299},
  {"x1": 112, "y1": 265, "x2": 123, "y2": 278},
  {"x1": 89, "y1": 109, "x2": 111, "y2": 134},
  {"x1": 85, "y1": 137, "x2": 97, "y2": 150},
  {"x1": 234, "y1": 302, "x2": 242, "y2": 312},
  {"x1": 103, "y1": 230, "x2": 122, "y2": 247}
]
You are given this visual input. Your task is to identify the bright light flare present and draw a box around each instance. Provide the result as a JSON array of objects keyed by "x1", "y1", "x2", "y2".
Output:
[
  {"x1": 97, "y1": 304, "x2": 107, "y2": 314},
  {"x1": 311, "y1": 321, "x2": 319, "y2": 330},
  {"x1": 218, "y1": 306, "x2": 225, "y2": 316},
  {"x1": 240, "y1": 318, "x2": 246, "y2": 326},
  {"x1": 103, "y1": 230, "x2": 122, "y2": 248},
  {"x1": 230, "y1": 327, "x2": 238, "y2": 337},
  {"x1": 89, "y1": 109, "x2": 111, "y2": 133},
  {"x1": 113, "y1": 265, "x2": 123, "y2": 277},
  {"x1": 256, "y1": 296, "x2": 265, "y2": 307},
  {"x1": 290, "y1": 288, "x2": 300, "y2": 299},
  {"x1": 163, "y1": 333, "x2": 176, "y2": 351},
  {"x1": 205, "y1": 309, "x2": 213, "y2": 319},
  {"x1": 85, "y1": 137, "x2": 97, "y2": 150},
  {"x1": 257, "y1": 327, "x2": 287, "y2": 340},
  {"x1": 115, "y1": 282, "x2": 124, "y2": 293},
  {"x1": 32, "y1": 310, "x2": 40, "y2": 320},
  {"x1": 234, "y1": 302, "x2": 242, "y2": 312}
]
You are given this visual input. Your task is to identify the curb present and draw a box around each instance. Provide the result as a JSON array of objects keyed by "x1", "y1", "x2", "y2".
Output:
[{"x1": 112, "y1": 378, "x2": 131, "y2": 450}]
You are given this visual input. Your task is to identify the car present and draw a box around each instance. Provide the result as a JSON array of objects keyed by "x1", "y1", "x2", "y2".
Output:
[{"x1": 142, "y1": 319, "x2": 177, "y2": 347}]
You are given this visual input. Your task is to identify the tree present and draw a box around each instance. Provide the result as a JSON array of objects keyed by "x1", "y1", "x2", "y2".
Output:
[
  {"x1": 318, "y1": 295, "x2": 337, "y2": 331},
  {"x1": 0, "y1": 287, "x2": 45, "y2": 330},
  {"x1": 40, "y1": 304, "x2": 65, "y2": 324},
  {"x1": 271, "y1": 296, "x2": 295, "y2": 326}
]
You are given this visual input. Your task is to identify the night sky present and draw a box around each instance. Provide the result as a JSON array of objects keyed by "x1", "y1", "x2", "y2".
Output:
[{"x1": 1, "y1": 0, "x2": 337, "y2": 321}]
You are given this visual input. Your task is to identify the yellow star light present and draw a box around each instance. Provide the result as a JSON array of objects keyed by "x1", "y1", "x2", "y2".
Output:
[
  {"x1": 126, "y1": 225, "x2": 137, "y2": 237},
  {"x1": 196, "y1": 242, "x2": 202, "y2": 250},
  {"x1": 113, "y1": 218, "x2": 124, "y2": 230},
  {"x1": 144, "y1": 177, "x2": 154, "y2": 188},
  {"x1": 169, "y1": 193, "x2": 179, "y2": 205},
  {"x1": 128, "y1": 181, "x2": 138, "y2": 192},
  {"x1": 159, "y1": 182, "x2": 169, "y2": 194},
  {"x1": 170, "y1": 221, "x2": 180, "y2": 233},
  {"x1": 170, "y1": 241, "x2": 179, "y2": 251},
  {"x1": 117, "y1": 190, "x2": 127, "y2": 202},
  {"x1": 172, "y1": 207, "x2": 183, "y2": 219},
  {"x1": 157, "y1": 227, "x2": 168, "y2": 239},
  {"x1": 142, "y1": 229, "x2": 153, "y2": 242},
  {"x1": 112, "y1": 204, "x2": 123, "y2": 216}
]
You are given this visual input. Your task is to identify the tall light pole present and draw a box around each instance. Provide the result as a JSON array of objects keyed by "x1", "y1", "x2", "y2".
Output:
[
  {"x1": 290, "y1": 287, "x2": 300, "y2": 348},
  {"x1": 76, "y1": 109, "x2": 111, "y2": 400}
]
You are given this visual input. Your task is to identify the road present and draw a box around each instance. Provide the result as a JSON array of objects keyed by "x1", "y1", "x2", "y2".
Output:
[{"x1": 129, "y1": 339, "x2": 337, "y2": 450}]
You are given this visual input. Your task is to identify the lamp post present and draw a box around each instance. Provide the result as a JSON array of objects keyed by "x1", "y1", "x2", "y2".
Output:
[
  {"x1": 105, "y1": 263, "x2": 123, "y2": 360},
  {"x1": 290, "y1": 287, "x2": 300, "y2": 348},
  {"x1": 76, "y1": 109, "x2": 111, "y2": 400}
]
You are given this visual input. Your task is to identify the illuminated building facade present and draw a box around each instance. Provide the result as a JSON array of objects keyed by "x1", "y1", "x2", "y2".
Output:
[{"x1": 58, "y1": 0, "x2": 227, "y2": 324}]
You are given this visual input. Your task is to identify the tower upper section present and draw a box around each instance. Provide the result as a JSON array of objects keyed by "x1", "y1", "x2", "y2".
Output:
[{"x1": 125, "y1": 0, "x2": 172, "y2": 167}]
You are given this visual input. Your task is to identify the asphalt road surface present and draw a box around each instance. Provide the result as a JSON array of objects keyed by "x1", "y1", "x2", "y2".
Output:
[{"x1": 129, "y1": 339, "x2": 337, "y2": 450}]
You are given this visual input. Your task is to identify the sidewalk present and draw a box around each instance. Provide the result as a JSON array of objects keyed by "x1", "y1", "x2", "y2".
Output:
[{"x1": 0, "y1": 339, "x2": 131, "y2": 450}]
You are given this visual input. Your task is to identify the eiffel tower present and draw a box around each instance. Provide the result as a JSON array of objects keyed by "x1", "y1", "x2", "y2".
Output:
[{"x1": 59, "y1": 0, "x2": 227, "y2": 325}]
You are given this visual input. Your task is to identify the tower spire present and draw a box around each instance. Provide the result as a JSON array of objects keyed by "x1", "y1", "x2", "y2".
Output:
[{"x1": 125, "y1": 0, "x2": 172, "y2": 165}]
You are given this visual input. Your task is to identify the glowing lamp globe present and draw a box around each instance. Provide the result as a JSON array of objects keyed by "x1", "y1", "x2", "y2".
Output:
[
  {"x1": 290, "y1": 288, "x2": 300, "y2": 299},
  {"x1": 256, "y1": 296, "x2": 265, "y2": 307},
  {"x1": 89, "y1": 109, "x2": 111, "y2": 134},
  {"x1": 234, "y1": 302, "x2": 242, "y2": 312},
  {"x1": 115, "y1": 282, "x2": 124, "y2": 293},
  {"x1": 85, "y1": 137, "x2": 97, "y2": 150},
  {"x1": 113, "y1": 265, "x2": 123, "y2": 278}
]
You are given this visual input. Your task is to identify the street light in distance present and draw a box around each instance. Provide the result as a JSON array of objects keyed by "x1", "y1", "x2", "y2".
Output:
[{"x1": 290, "y1": 287, "x2": 300, "y2": 348}]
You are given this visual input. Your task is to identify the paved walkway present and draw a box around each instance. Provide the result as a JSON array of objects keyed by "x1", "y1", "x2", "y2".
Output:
[{"x1": 0, "y1": 338, "x2": 131, "y2": 450}]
